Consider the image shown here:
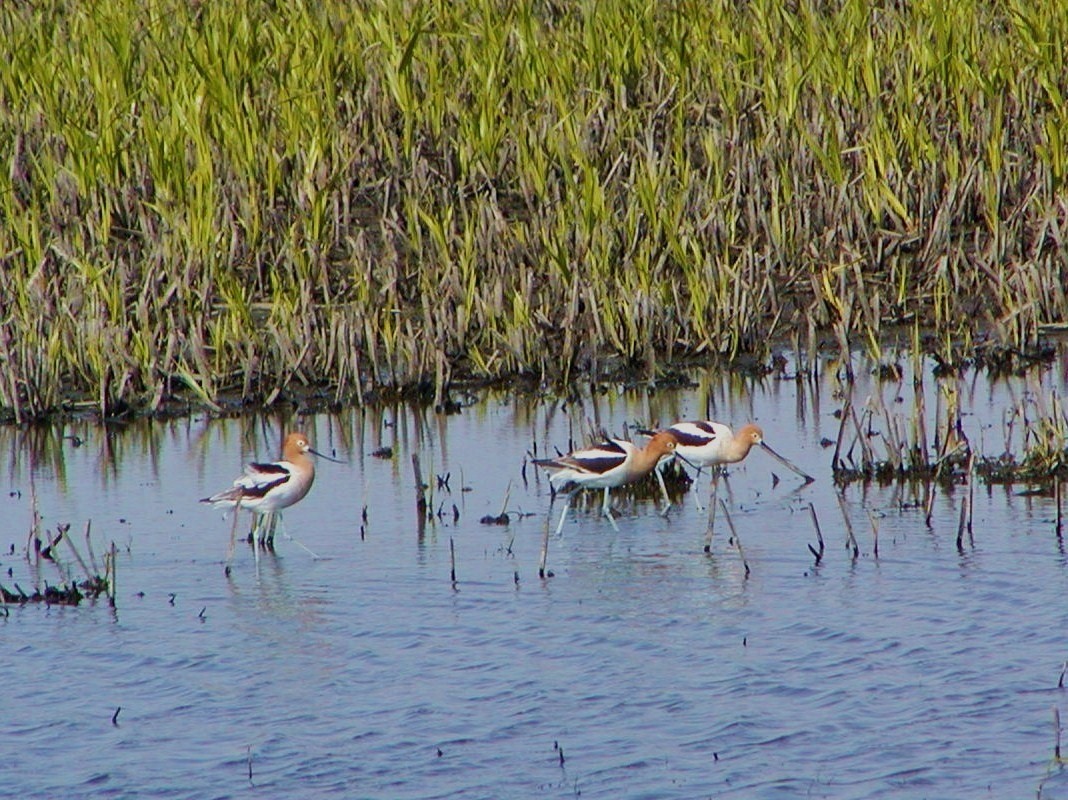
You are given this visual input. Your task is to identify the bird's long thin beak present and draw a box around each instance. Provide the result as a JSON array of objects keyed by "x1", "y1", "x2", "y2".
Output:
[
  {"x1": 760, "y1": 441, "x2": 814, "y2": 483},
  {"x1": 309, "y1": 447, "x2": 345, "y2": 464}
]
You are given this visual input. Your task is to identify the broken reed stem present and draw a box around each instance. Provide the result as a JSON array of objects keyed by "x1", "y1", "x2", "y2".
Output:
[
  {"x1": 924, "y1": 481, "x2": 936, "y2": 529},
  {"x1": 832, "y1": 397, "x2": 851, "y2": 472},
  {"x1": 956, "y1": 490, "x2": 970, "y2": 551},
  {"x1": 538, "y1": 514, "x2": 551, "y2": 579},
  {"x1": 44, "y1": 529, "x2": 68, "y2": 580},
  {"x1": 835, "y1": 493, "x2": 860, "y2": 559},
  {"x1": 107, "y1": 540, "x2": 117, "y2": 607},
  {"x1": 851, "y1": 406, "x2": 875, "y2": 468},
  {"x1": 412, "y1": 453, "x2": 429, "y2": 541},
  {"x1": 835, "y1": 320, "x2": 854, "y2": 382},
  {"x1": 62, "y1": 527, "x2": 94, "y2": 581},
  {"x1": 867, "y1": 511, "x2": 880, "y2": 559},
  {"x1": 718, "y1": 499, "x2": 749, "y2": 578},
  {"x1": 883, "y1": 406, "x2": 902, "y2": 472},
  {"x1": 1055, "y1": 707, "x2": 1063, "y2": 761},
  {"x1": 411, "y1": 453, "x2": 427, "y2": 515},
  {"x1": 27, "y1": 474, "x2": 42, "y2": 567},
  {"x1": 1056, "y1": 479, "x2": 1063, "y2": 537},
  {"x1": 1058, "y1": 660, "x2": 1067, "y2": 689},
  {"x1": 966, "y1": 452, "x2": 975, "y2": 540},
  {"x1": 498, "y1": 480, "x2": 512, "y2": 518},
  {"x1": 914, "y1": 378, "x2": 930, "y2": 468},
  {"x1": 807, "y1": 502, "x2": 825, "y2": 565},
  {"x1": 449, "y1": 536, "x2": 457, "y2": 586},
  {"x1": 84, "y1": 520, "x2": 100, "y2": 575}
]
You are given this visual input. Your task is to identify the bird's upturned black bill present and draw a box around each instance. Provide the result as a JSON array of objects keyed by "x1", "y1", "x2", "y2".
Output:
[
  {"x1": 760, "y1": 441, "x2": 814, "y2": 483},
  {"x1": 309, "y1": 447, "x2": 345, "y2": 464}
]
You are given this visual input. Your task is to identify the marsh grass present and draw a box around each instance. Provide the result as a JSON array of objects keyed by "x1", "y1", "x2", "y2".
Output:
[
  {"x1": 832, "y1": 349, "x2": 1068, "y2": 486},
  {"x1": 2, "y1": 0, "x2": 1067, "y2": 420}
]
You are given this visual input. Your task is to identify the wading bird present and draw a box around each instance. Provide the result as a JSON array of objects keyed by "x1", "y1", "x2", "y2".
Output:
[
  {"x1": 651, "y1": 421, "x2": 813, "y2": 510},
  {"x1": 534, "y1": 430, "x2": 682, "y2": 534},
  {"x1": 202, "y1": 431, "x2": 341, "y2": 562}
]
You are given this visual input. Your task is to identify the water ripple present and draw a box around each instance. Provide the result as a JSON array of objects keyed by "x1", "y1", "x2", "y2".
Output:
[{"x1": 4, "y1": 398, "x2": 1068, "y2": 799}]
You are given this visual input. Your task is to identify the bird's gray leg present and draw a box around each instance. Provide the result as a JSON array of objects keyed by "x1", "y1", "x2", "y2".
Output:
[
  {"x1": 274, "y1": 514, "x2": 321, "y2": 558},
  {"x1": 226, "y1": 502, "x2": 241, "y2": 570},
  {"x1": 602, "y1": 487, "x2": 619, "y2": 531},
  {"x1": 692, "y1": 467, "x2": 706, "y2": 512},
  {"x1": 258, "y1": 512, "x2": 275, "y2": 551},
  {"x1": 252, "y1": 514, "x2": 262, "y2": 563},
  {"x1": 554, "y1": 495, "x2": 572, "y2": 536},
  {"x1": 655, "y1": 462, "x2": 672, "y2": 516}
]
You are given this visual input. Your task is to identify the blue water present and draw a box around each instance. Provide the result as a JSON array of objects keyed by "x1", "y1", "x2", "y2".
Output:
[{"x1": 2, "y1": 354, "x2": 1067, "y2": 799}]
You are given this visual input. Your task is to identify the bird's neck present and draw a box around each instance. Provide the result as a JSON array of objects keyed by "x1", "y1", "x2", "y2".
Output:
[
  {"x1": 631, "y1": 447, "x2": 664, "y2": 477},
  {"x1": 727, "y1": 438, "x2": 755, "y2": 463}
]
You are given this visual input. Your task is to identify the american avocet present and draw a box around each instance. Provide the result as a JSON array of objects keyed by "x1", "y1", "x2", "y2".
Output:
[
  {"x1": 534, "y1": 431, "x2": 681, "y2": 534},
  {"x1": 652, "y1": 421, "x2": 813, "y2": 510},
  {"x1": 201, "y1": 431, "x2": 341, "y2": 561}
]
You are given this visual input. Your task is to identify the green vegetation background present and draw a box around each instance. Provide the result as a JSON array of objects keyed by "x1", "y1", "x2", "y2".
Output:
[{"x1": 2, "y1": 0, "x2": 1066, "y2": 419}]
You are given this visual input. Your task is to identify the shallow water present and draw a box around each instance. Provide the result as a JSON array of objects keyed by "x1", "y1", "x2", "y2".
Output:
[{"x1": 3, "y1": 354, "x2": 1068, "y2": 799}]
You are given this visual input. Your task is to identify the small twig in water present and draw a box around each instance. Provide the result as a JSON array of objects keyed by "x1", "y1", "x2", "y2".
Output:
[
  {"x1": 1055, "y1": 707, "x2": 1063, "y2": 761},
  {"x1": 62, "y1": 526, "x2": 94, "y2": 581},
  {"x1": 836, "y1": 494, "x2": 859, "y2": 560},
  {"x1": 84, "y1": 520, "x2": 100, "y2": 575},
  {"x1": 498, "y1": 481, "x2": 512, "y2": 518},
  {"x1": 867, "y1": 511, "x2": 880, "y2": 559},
  {"x1": 107, "y1": 541, "x2": 117, "y2": 607},
  {"x1": 411, "y1": 454, "x2": 427, "y2": 516},
  {"x1": 1055, "y1": 479, "x2": 1063, "y2": 538},
  {"x1": 112, "y1": 706, "x2": 121, "y2": 726},
  {"x1": 449, "y1": 537, "x2": 457, "y2": 586},
  {"x1": 807, "y1": 503, "x2": 825, "y2": 565},
  {"x1": 956, "y1": 492, "x2": 969, "y2": 552},
  {"x1": 539, "y1": 515, "x2": 552, "y2": 579},
  {"x1": 832, "y1": 397, "x2": 851, "y2": 473},
  {"x1": 965, "y1": 452, "x2": 975, "y2": 542},
  {"x1": 719, "y1": 499, "x2": 749, "y2": 578}
]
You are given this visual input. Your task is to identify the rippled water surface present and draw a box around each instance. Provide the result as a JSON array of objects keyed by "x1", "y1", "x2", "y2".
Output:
[{"x1": 3, "y1": 355, "x2": 1068, "y2": 799}]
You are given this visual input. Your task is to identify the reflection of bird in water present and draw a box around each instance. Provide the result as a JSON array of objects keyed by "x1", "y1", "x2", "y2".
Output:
[
  {"x1": 533, "y1": 431, "x2": 681, "y2": 534},
  {"x1": 202, "y1": 431, "x2": 341, "y2": 563},
  {"x1": 650, "y1": 421, "x2": 814, "y2": 510}
]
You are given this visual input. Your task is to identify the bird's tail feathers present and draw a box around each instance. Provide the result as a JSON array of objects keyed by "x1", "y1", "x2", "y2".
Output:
[{"x1": 201, "y1": 487, "x2": 243, "y2": 507}]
